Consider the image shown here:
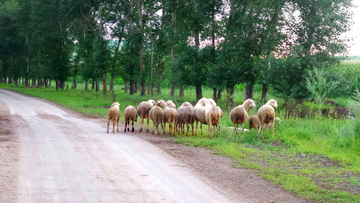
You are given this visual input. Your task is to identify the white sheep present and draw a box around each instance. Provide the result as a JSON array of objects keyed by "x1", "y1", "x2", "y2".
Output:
[
  {"x1": 204, "y1": 99, "x2": 223, "y2": 139},
  {"x1": 124, "y1": 105, "x2": 137, "y2": 133},
  {"x1": 194, "y1": 98, "x2": 209, "y2": 135},
  {"x1": 137, "y1": 99, "x2": 155, "y2": 133},
  {"x1": 163, "y1": 100, "x2": 178, "y2": 136},
  {"x1": 257, "y1": 99, "x2": 278, "y2": 136},
  {"x1": 230, "y1": 99, "x2": 256, "y2": 134},
  {"x1": 107, "y1": 102, "x2": 120, "y2": 134},
  {"x1": 149, "y1": 100, "x2": 165, "y2": 135},
  {"x1": 177, "y1": 102, "x2": 195, "y2": 136}
]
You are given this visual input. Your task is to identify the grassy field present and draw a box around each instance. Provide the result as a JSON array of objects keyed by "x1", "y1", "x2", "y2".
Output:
[{"x1": 1, "y1": 82, "x2": 360, "y2": 202}]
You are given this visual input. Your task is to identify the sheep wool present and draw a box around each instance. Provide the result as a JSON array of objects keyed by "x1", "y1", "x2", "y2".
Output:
[{"x1": 107, "y1": 102, "x2": 121, "y2": 134}]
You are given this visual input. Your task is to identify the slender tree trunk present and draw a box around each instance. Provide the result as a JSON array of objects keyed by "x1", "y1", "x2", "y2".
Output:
[
  {"x1": 14, "y1": 78, "x2": 18, "y2": 86},
  {"x1": 244, "y1": 82, "x2": 254, "y2": 100},
  {"x1": 213, "y1": 87, "x2": 217, "y2": 100},
  {"x1": 218, "y1": 89, "x2": 222, "y2": 100},
  {"x1": 226, "y1": 86, "x2": 234, "y2": 106},
  {"x1": 25, "y1": 33, "x2": 29, "y2": 86},
  {"x1": 96, "y1": 78, "x2": 99, "y2": 92},
  {"x1": 261, "y1": 84, "x2": 268, "y2": 102},
  {"x1": 61, "y1": 81, "x2": 65, "y2": 90},
  {"x1": 124, "y1": 79, "x2": 128, "y2": 93},
  {"x1": 157, "y1": 62, "x2": 162, "y2": 94},
  {"x1": 179, "y1": 86, "x2": 184, "y2": 97},
  {"x1": 109, "y1": 73, "x2": 115, "y2": 91},
  {"x1": 92, "y1": 78, "x2": 95, "y2": 90},
  {"x1": 37, "y1": 78, "x2": 41, "y2": 87},
  {"x1": 134, "y1": 83, "x2": 138, "y2": 94},
  {"x1": 102, "y1": 72, "x2": 107, "y2": 93},
  {"x1": 196, "y1": 85, "x2": 202, "y2": 100},
  {"x1": 170, "y1": 1, "x2": 177, "y2": 97},
  {"x1": 44, "y1": 79, "x2": 48, "y2": 87},
  {"x1": 85, "y1": 79, "x2": 88, "y2": 90},
  {"x1": 150, "y1": 40, "x2": 154, "y2": 95}
]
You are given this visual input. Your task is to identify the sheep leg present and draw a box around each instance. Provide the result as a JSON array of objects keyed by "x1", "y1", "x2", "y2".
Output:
[
  {"x1": 161, "y1": 119, "x2": 164, "y2": 135},
  {"x1": 132, "y1": 120, "x2": 135, "y2": 132},
  {"x1": 195, "y1": 121, "x2": 198, "y2": 135},
  {"x1": 124, "y1": 120, "x2": 127, "y2": 133},
  {"x1": 185, "y1": 124, "x2": 189, "y2": 136},
  {"x1": 191, "y1": 123, "x2": 194, "y2": 136},
  {"x1": 127, "y1": 120, "x2": 130, "y2": 132},
  {"x1": 113, "y1": 122, "x2": 115, "y2": 134},
  {"x1": 146, "y1": 117, "x2": 150, "y2": 133},
  {"x1": 107, "y1": 121, "x2": 110, "y2": 133},
  {"x1": 140, "y1": 117, "x2": 144, "y2": 133},
  {"x1": 117, "y1": 119, "x2": 119, "y2": 132},
  {"x1": 271, "y1": 120, "x2": 275, "y2": 136},
  {"x1": 242, "y1": 123, "x2": 245, "y2": 134},
  {"x1": 261, "y1": 124, "x2": 265, "y2": 135},
  {"x1": 152, "y1": 122, "x2": 155, "y2": 134},
  {"x1": 257, "y1": 124, "x2": 262, "y2": 136},
  {"x1": 208, "y1": 118, "x2": 212, "y2": 139},
  {"x1": 200, "y1": 123, "x2": 203, "y2": 135}
]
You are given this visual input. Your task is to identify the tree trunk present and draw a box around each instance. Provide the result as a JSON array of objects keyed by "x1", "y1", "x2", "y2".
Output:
[
  {"x1": 157, "y1": 62, "x2": 162, "y2": 95},
  {"x1": 261, "y1": 84, "x2": 268, "y2": 102},
  {"x1": 44, "y1": 79, "x2": 48, "y2": 88},
  {"x1": 73, "y1": 76, "x2": 77, "y2": 89},
  {"x1": 22, "y1": 78, "x2": 25, "y2": 84},
  {"x1": 226, "y1": 86, "x2": 234, "y2": 107},
  {"x1": 141, "y1": 82, "x2": 145, "y2": 96},
  {"x1": 56, "y1": 80, "x2": 59, "y2": 90},
  {"x1": 14, "y1": 78, "x2": 18, "y2": 86},
  {"x1": 91, "y1": 78, "x2": 95, "y2": 90},
  {"x1": 129, "y1": 80, "x2": 135, "y2": 95},
  {"x1": 60, "y1": 80, "x2": 65, "y2": 90},
  {"x1": 244, "y1": 82, "x2": 254, "y2": 100},
  {"x1": 85, "y1": 79, "x2": 89, "y2": 90},
  {"x1": 170, "y1": 84, "x2": 175, "y2": 96},
  {"x1": 96, "y1": 79, "x2": 99, "y2": 92},
  {"x1": 37, "y1": 78, "x2": 41, "y2": 87},
  {"x1": 134, "y1": 83, "x2": 138, "y2": 93},
  {"x1": 109, "y1": 74, "x2": 115, "y2": 91},
  {"x1": 124, "y1": 79, "x2": 128, "y2": 93},
  {"x1": 196, "y1": 85, "x2": 202, "y2": 100},
  {"x1": 213, "y1": 87, "x2": 217, "y2": 100},
  {"x1": 218, "y1": 89, "x2": 222, "y2": 100},
  {"x1": 102, "y1": 72, "x2": 107, "y2": 93},
  {"x1": 179, "y1": 86, "x2": 184, "y2": 97},
  {"x1": 150, "y1": 40, "x2": 154, "y2": 96}
]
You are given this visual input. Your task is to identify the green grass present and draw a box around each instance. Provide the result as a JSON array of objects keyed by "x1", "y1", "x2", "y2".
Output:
[{"x1": 1, "y1": 82, "x2": 360, "y2": 202}]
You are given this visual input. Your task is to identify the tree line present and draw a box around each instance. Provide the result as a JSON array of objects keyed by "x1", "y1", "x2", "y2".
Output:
[{"x1": 0, "y1": 0, "x2": 354, "y2": 101}]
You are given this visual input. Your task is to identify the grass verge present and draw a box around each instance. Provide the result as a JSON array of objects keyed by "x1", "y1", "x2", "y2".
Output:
[{"x1": 1, "y1": 83, "x2": 359, "y2": 202}]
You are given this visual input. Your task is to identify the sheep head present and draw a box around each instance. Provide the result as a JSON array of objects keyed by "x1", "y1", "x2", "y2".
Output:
[
  {"x1": 182, "y1": 102, "x2": 193, "y2": 107},
  {"x1": 197, "y1": 98, "x2": 208, "y2": 106},
  {"x1": 111, "y1": 102, "x2": 120, "y2": 107},
  {"x1": 165, "y1": 100, "x2": 176, "y2": 108},
  {"x1": 156, "y1": 99, "x2": 166, "y2": 107},
  {"x1": 208, "y1": 98, "x2": 217, "y2": 106},
  {"x1": 266, "y1": 99, "x2": 278, "y2": 108},
  {"x1": 148, "y1": 100, "x2": 155, "y2": 106},
  {"x1": 243, "y1": 99, "x2": 256, "y2": 111}
]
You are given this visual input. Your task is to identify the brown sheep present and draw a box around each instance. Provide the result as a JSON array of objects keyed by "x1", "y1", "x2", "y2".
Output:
[
  {"x1": 137, "y1": 99, "x2": 155, "y2": 133},
  {"x1": 163, "y1": 100, "x2": 178, "y2": 136},
  {"x1": 177, "y1": 102, "x2": 195, "y2": 136},
  {"x1": 107, "y1": 102, "x2": 120, "y2": 134},
  {"x1": 230, "y1": 99, "x2": 256, "y2": 134},
  {"x1": 149, "y1": 100, "x2": 165, "y2": 135},
  {"x1": 248, "y1": 115, "x2": 261, "y2": 130},
  {"x1": 257, "y1": 99, "x2": 278, "y2": 136},
  {"x1": 124, "y1": 106, "x2": 137, "y2": 133},
  {"x1": 194, "y1": 98, "x2": 209, "y2": 135},
  {"x1": 204, "y1": 99, "x2": 223, "y2": 139}
]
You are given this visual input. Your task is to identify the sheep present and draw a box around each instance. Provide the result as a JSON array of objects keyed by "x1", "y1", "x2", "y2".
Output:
[
  {"x1": 230, "y1": 99, "x2": 256, "y2": 134},
  {"x1": 149, "y1": 100, "x2": 165, "y2": 135},
  {"x1": 163, "y1": 100, "x2": 178, "y2": 136},
  {"x1": 177, "y1": 102, "x2": 195, "y2": 136},
  {"x1": 156, "y1": 99, "x2": 166, "y2": 108},
  {"x1": 137, "y1": 99, "x2": 155, "y2": 133},
  {"x1": 107, "y1": 102, "x2": 121, "y2": 134},
  {"x1": 248, "y1": 115, "x2": 261, "y2": 130},
  {"x1": 204, "y1": 99, "x2": 223, "y2": 139},
  {"x1": 194, "y1": 98, "x2": 209, "y2": 135},
  {"x1": 124, "y1": 106, "x2": 137, "y2": 133},
  {"x1": 257, "y1": 99, "x2": 278, "y2": 136}
]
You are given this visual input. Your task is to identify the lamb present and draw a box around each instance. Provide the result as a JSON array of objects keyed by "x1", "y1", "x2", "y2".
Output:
[
  {"x1": 163, "y1": 100, "x2": 178, "y2": 136},
  {"x1": 137, "y1": 99, "x2": 155, "y2": 133},
  {"x1": 149, "y1": 100, "x2": 165, "y2": 135},
  {"x1": 204, "y1": 99, "x2": 223, "y2": 139},
  {"x1": 230, "y1": 99, "x2": 256, "y2": 134},
  {"x1": 177, "y1": 102, "x2": 195, "y2": 136},
  {"x1": 257, "y1": 99, "x2": 278, "y2": 136},
  {"x1": 194, "y1": 98, "x2": 209, "y2": 135},
  {"x1": 107, "y1": 102, "x2": 121, "y2": 134},
  {"x1": 124, "y1": 106, "x2": 137, "y2": 133},
  {"x1": 248, "y1": 115, "x2": 261, "y2": 130}
]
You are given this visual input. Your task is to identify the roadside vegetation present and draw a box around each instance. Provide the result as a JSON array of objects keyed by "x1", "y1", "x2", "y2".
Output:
[{"x1": 1, "y1": 61, "x2": 360, "y2": 202}]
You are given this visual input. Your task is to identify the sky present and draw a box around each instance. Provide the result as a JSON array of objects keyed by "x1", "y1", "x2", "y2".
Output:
[{"x1": 348, "y1": 1, "x2": 360, "y2": 56}]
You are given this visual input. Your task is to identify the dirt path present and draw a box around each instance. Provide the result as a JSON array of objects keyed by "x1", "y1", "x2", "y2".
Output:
[{"x1": 0, "y1": 89, "x2": 311, "y2": 203}]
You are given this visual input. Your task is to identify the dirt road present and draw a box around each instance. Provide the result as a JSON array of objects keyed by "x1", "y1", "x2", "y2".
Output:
[{"x1": 0, "y1": 89, "x2": 249, "y2": 203}]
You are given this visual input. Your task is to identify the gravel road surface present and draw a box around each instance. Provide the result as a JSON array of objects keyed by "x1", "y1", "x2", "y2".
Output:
[{"x1": 0, "y1": 89, "x2": 250, "y2": 203}]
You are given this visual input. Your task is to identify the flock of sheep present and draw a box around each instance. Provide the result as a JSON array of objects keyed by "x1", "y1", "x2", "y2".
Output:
[{"x1": 106, "y1": 98, "x2": 278, "y2": 139}]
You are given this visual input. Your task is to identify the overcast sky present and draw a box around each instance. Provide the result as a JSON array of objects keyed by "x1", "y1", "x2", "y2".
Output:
[{"x1": 348, "y1": 1, "x2": 360, "y2": 56}]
